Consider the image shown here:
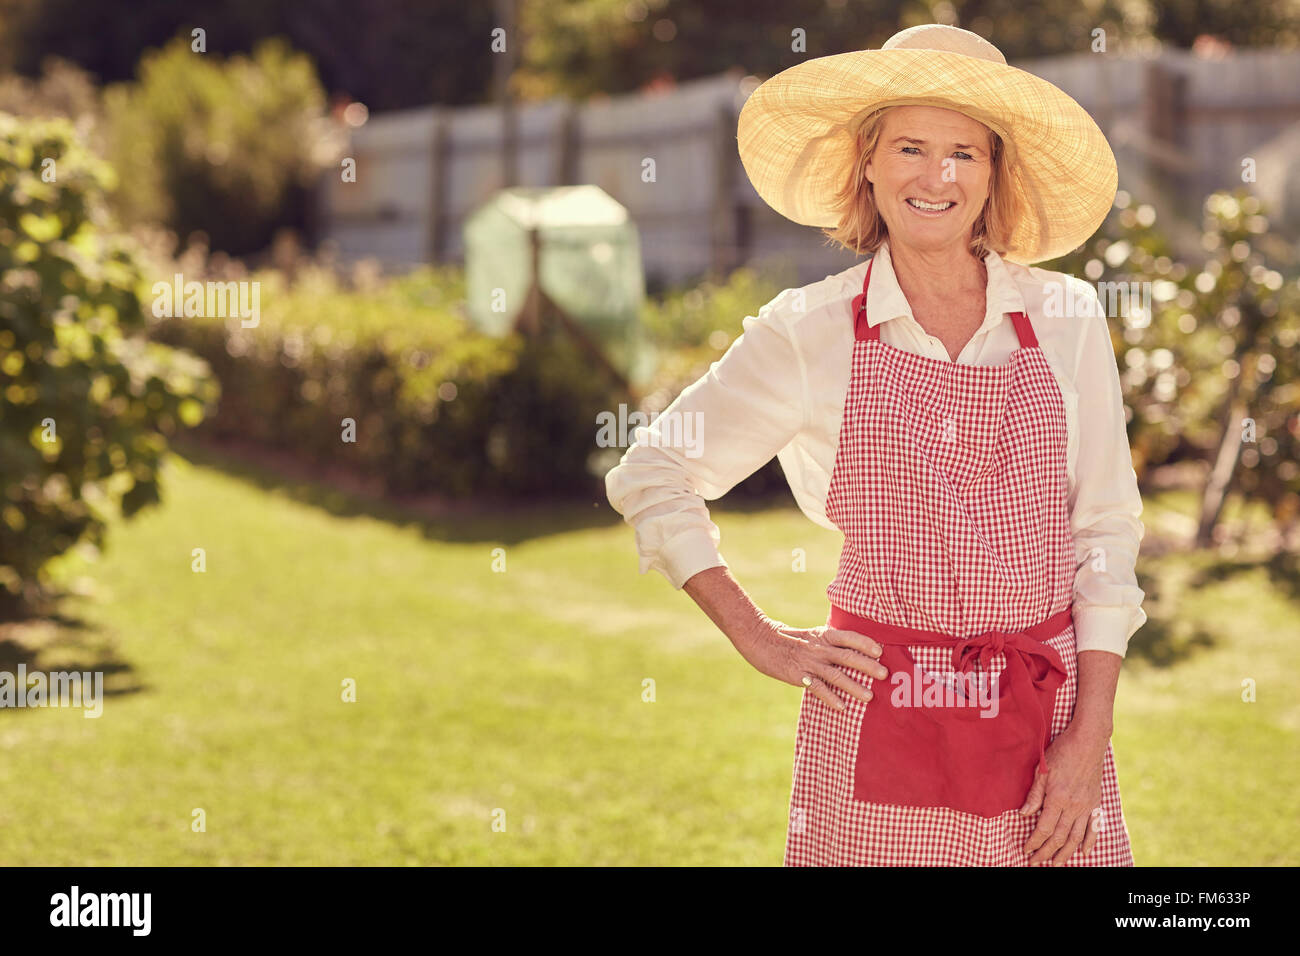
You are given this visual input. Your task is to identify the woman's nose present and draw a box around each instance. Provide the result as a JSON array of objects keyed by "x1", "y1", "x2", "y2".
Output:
[{"x1": 917, "y1": 157, "x2": 955, "y2": 188}]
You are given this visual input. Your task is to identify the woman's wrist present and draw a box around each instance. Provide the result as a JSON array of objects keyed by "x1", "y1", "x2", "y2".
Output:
[
  {"x1": 1071, "y1": 649, "x2": 1120, "y2": 746},
  {"x1": 1067, "y1": 706, "x2": 1114, "y2": 747},
  {"x1": 727, "y1": 608, "x2": 782, "y2": 660},
  {"x1": 683, "y1": 566, "x2": 776, "y2": 653}
]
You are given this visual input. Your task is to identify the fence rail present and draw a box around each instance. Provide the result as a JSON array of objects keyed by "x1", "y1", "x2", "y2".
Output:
[{"x1": 318, "y1": 49, "x2": 1300, "y2": 288}]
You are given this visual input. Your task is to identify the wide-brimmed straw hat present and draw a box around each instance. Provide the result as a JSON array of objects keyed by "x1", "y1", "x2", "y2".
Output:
[{"x1": 736, "y1": 23, "x2": 1117, "y2": 264}]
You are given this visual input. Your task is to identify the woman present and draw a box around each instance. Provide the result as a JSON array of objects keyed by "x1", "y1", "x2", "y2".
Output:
[{"x1": 605, "y1": 24, "x2": 1146, "y2": 866}]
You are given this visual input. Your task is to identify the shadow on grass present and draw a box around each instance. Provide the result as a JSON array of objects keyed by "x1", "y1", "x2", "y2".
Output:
[
  {"x1": 1122, "y1": 563, "x2": 1216, "y2": 667},
  {"x1": 0, "y1": 607, "x2": 145, "y2": 709},
  {"x1": 1125, "y1": 549, "x2": 1300, "y2": 668},
  {"x1": 1188, "y1": 549, "x2": 1300, "y2": 607},
  {"x1": 171, "y1": 435, "x2": 797, "y2": 547}
]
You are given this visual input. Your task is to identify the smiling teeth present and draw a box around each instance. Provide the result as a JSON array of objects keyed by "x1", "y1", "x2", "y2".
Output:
[{"x1": 907, "y1": 199, "x2": 954, "y2": 211}]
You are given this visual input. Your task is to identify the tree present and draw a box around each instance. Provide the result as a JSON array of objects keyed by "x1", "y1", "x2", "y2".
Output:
[
  {"x1": 1054, "y1": 189, "x2": 1300, "y2": 549},
  {"x1": 102, "y1": 36, "x2": 332, "y2": 256},
  {"x1": 0, "y1": 0, "x2": 498, "y2": 111}
]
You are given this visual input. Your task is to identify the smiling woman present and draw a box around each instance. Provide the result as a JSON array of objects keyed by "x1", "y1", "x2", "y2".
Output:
[
  {"x1": 825, "y1": 103, "x2": 1025, "y2": 359},
  {"x1": 608, "y1": 22, "x2": 1145, "y2": 869},
  {"x1": 824, "y1": 104, "x2": 1024, "y2": 266}
]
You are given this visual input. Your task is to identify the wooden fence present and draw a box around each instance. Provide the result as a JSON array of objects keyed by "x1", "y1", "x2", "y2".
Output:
[{"x1": 317, "y1": 49, "x2": 1300, "y2": 289}]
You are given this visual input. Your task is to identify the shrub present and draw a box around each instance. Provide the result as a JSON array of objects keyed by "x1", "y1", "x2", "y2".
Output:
[
  {"x1": 147, "y1": 262, "x2": 626, "y2": 498},
  {"x1": 0, "y1": 113, "x2": 219, "y2": 618},
  {"x1": 147, "y1": 257, "x2": 807, "y2": 504},
  {"x1": 630, "y1": 265, "x2": 795, "y2": 497},
  {"x1": 102, "y1": 36, "x2": 334, "y2": 256}
]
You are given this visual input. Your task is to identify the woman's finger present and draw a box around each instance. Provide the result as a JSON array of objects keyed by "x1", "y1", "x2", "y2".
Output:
[
  {"x1": 1080, "y1": 808, "x2": 1104, "y2": 856},
  {"x1": 1019, "y1": 770, "x2": 1048, "y2": 816},
  {"x1": 1023, "y1": 797, "x2": 1063, "y2": 857},
  {"x1": 802, "y1": 675, "x2": 846, "y2": 712},
  {"x1": 824, "y1": 627, "x2": 884, "y2": 659},
  {"x1": 812, "y1": 662, "x2": 873, "y2": 704},
  {"x1": 817, "y1": 643, "x2": 889, "y2": 681},
  {"x1": 806, "y1": 681, "x2": 847, "y2": 712},
  {"x1": 1028, "y1": 819, "x2": 1070, "y2": 866},
  {"x1": 1051, "y1": 814, "x2": 1090, "y2": 867}
]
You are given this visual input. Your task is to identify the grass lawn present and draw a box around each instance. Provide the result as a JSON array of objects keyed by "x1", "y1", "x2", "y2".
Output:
[{"x1": 1, "y1": 447, "x2": 1296, "y2": 865}]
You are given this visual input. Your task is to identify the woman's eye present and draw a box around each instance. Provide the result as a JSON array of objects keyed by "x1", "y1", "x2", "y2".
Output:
[
  {"x1": 901, "y1": 146, "x2": 921, "y2": 155},
  {"x1": 954, "y1": 151, "x2": 974, "y2": 161}
]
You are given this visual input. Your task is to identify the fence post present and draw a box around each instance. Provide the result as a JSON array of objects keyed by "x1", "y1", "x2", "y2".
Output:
[
  {"x1": 428, "y1": 109, "x2": 449, "y2": 263},
  {"x1": 1143, "y1": 60, "x2": 1189, "y2": 195},
  {"x1": 710, "y1": 101, "x2": 740, "y2": 281},
  {"x1": 556, "y1": 102, "x2": 580, "y2": 186}
]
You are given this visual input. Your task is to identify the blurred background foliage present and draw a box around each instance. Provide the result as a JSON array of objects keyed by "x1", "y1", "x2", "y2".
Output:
[
  {"x1": 0, "y1": 0, "x2": 498, "y2": 111},
  {"x1": 0, "y1": 0, "x2": 1296, "y2": 106},
  {"x1": 0, "y1": 36, "x2": 335, "y2": 256},
  {"x1": 147, "y1": 255, "x2": 619, "y2": 498},
  {"x1": 1055, "y1": 189, "x2": 1300, "y2": 546},
  {"x1": 0, "y1": 114, "x2": 218, "y2": 616},
  {"x1": 102, "y1": 36, "x2": 334, "y2": 256},
  {"x1": 0, "y1": 0, "x2": 1297, "y2": 615}
]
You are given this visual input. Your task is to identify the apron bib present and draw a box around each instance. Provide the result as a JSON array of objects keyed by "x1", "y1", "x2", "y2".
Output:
[{"x1": 783, "y1": 255, "x2": 1135, "y2": 865}]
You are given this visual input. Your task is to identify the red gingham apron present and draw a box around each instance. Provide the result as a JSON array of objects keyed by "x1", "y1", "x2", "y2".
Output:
[{"x1": 783, "y1": 256, "x2": 1135, "y2": 866}]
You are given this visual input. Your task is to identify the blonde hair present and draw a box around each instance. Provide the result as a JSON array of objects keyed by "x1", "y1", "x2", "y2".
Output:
[{"x1": 821, "y1": 106, "x2": 1021, "y2": 260}]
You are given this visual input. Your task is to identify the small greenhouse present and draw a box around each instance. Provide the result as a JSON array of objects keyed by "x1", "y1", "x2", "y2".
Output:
[{"x1": 463, "y1": 185, "x2": 652, "y2": 389}]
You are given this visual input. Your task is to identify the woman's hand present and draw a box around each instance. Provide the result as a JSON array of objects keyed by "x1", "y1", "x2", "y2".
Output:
[
  {"x1": 1019, "y1": 723, "x2": 1109, "y2": 865},
  {"x1": 736, "y1": 617, "x2": 888, "y2": 711}
]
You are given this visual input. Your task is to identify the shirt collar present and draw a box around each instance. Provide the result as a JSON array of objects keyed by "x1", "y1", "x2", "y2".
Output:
[{"x1": 862, "y1": 238, "x2": 1028, "y2": 333}]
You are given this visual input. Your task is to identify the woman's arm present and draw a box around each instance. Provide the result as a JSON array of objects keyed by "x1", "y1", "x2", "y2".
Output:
[
  {"x1": 1060, "y1": 283, "x2": 1148, "y2": 733},
  {"x1": 604, "y1": 289, "x2": 807, "y2": 588},
  {"x1": 1066, "y1": 279, "x2": 1148, "y2": 660},
  {"x1": 1073, "y1": 649, "x2": 1121, "y2": 741},
  {"x1": 1023, "y1": 283, "x2": 1145, "y2": 864},
  {"x1": 682, "y1": 565, "x2": 773, "y2": 654},
  {"x1": 683, "y1": 565, "x2": 885, "y2": 708},
  {"x1": 606, "y1": 291, "x2": 885, "y2": 703}
]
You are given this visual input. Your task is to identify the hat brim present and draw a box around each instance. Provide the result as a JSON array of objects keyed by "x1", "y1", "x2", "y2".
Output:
[{"x1": 736, "y1": 48, "x2": 1117, "y2": 264}]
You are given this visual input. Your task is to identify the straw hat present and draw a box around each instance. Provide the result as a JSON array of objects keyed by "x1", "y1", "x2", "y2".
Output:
[{"x1": 736, "y1": 23, "x2": 1117, "y2": 264}]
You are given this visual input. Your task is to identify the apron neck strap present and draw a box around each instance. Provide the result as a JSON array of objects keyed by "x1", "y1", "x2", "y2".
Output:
[
  {"x1": 852, "y1": 253, "x2": 1038, "y2": 349},
  {"x1": 851, "y1": 257, "x2": 876, "y2": 341},
  {"x1": 1007, "y1": 310, "x2": 1038, "y2": 348}
]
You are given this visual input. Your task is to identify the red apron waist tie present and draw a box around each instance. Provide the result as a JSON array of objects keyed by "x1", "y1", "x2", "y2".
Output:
[{"x1": 827, "y1": 604, "x2": 1073, "y2": 776}]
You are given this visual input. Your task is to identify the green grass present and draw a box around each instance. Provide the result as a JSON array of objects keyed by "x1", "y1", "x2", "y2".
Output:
[{"x1": 0, "y1": 450, "x2": 1296, "y2": 865}]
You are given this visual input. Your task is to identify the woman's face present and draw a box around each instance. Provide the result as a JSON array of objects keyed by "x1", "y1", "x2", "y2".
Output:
[{"x1": 864, "y1": 105, "x2": 994, "y2": 258}]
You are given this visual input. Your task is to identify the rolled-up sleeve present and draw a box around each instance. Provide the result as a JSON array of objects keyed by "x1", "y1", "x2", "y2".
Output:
[
  {"x1": 604, "y1": 291, "x2": 807, "y2": 588},
  {"x1": 1067, "y1": 283, "x2": 1148, "y2": 657}
]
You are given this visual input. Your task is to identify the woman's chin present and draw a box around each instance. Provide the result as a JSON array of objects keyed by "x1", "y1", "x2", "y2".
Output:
[{"x1": 888, "y1": 223, "x2": 971, "y2": 252}]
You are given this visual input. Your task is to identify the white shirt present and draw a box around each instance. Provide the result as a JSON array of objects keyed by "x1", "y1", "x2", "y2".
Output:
[{"x1": 605, "y1": 240, "x2": 1148, "y2": 658}]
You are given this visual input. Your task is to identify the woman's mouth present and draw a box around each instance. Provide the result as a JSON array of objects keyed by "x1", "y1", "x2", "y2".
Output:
[{"x1": 904, "y1": 197, "x2": 956, "y2": 217}]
